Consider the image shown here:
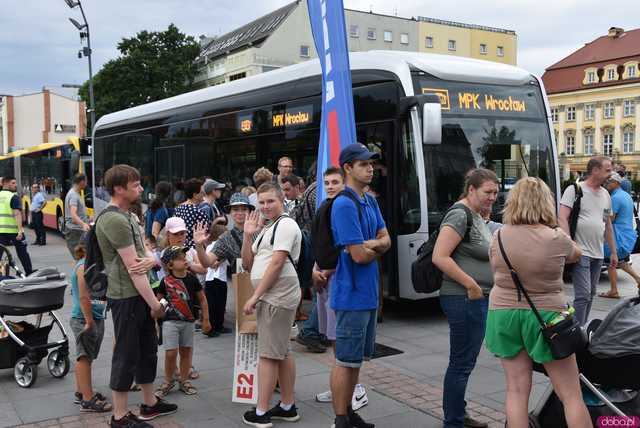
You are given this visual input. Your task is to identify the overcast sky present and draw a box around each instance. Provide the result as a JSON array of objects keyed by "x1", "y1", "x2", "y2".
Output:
[{"x1": 0, "y1": 0, "x2": 637, "y2": 95}]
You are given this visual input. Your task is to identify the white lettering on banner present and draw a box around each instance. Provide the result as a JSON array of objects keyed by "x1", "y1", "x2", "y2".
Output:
[
  {"x1": 319, "y1": 0, "x2": 335, "y2": 104},
  {"x1": 326, "y1": 81, "x2": 335, "y2": 102}
]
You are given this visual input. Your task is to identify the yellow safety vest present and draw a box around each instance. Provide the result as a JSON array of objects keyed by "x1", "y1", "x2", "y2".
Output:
[{"x1": 0, "y1": 190, "x2": 18, "y2": 234}]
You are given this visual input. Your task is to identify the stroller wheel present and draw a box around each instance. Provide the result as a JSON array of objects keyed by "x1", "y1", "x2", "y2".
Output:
[
  {"x1": 14, "y1": 357, "x2": 38, "y2": 388},
  {"x1": 47, "y1": 350, "x2": 69, "y2": 378}
]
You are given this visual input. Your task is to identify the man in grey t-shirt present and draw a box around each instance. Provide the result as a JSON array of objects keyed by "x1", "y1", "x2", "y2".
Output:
[
  {"x1": 64, "y1": 174, "x2": 91, "y2": 257},
  {"x1": 559, "y1": 156, "x2": 617, "y2": 326}
]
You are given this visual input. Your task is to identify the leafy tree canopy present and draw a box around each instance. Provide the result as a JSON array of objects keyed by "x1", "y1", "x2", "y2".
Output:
[{"x1": 79, "y1": 24, "x2": 200, "y2": 125}]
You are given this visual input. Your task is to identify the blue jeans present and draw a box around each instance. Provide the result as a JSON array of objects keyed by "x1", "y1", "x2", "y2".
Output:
[
  {"x1": 439, "y1": 295, "x2": 488, "y2": 428},
  {"x1": 299, "y1": 289, "x2": 322, "y2": 341},
  {"x1": 572, "y1": 255, "x2": 603, "y2": 326}
]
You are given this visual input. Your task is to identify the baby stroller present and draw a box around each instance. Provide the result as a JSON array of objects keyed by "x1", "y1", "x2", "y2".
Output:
[
  {"x1": 0, "y1": 246, "x2": 70, "y2": 388},
  {"x1": 527, "y1": 294, "x2": 640, "y2": 427}
]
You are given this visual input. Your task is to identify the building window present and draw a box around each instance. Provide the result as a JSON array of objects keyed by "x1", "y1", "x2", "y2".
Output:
[
  {"x1": 400, "y1": 33, "x2": 409, "y2": 45},
  {"x1": 585, "y1": 104, "x2": 595, "y2": 120},
  {"x1": 566, "y1": 106, "x2": 576, "y2": 121},
  {"x1": 566, "y1": 135, "x2": 575, "y2": 155},
  {"x1": 299, "y1": 45, "x2": 310, "y2": 58},
  {"x1": 623, "y1": 130, "x2": 635, "y2": 153},
  {"x1": 425, "y1": 36, "x2": 433, "y2": 48},
  {"x1": 349, "y1": 25, "x2": 359, "y2": 38},
  {"x1": 604, "y1": 102, "x2": 615, "y2": 118},
  {"x1": 367, "y1": 28, "x2": 376, "y2": 40},
  {"x1": 587, "y1": 71, "x2": 596, "y2": 83},
  {"x1": 497, "y1": 46, "x2": 504, "y2": 57},
  {"x1": 628, "y1": 65, "x2": 637, "y2": 78},
  {"x1": 584, "y1": 132, "x2": 594, "y2": 155},
  {"x1": 479, "y1": 43, "x2": 487, "y2": 55},
  {"x1": 551, "y1": 108, "x2": 558, "y2": 122},
  {"x1": 383, "y1": 30, "x2": 392, "y2": 42},
  {"x1": 607, "y1": 68, "x2": 616, "y2": 80},
  {"x1": 229, "y1": 72, "x2": 246, "y2": 81},
  {"x1": 624, "y1": 100, "x2": 635, "y2": 117},
  {"x1": 448, "y1": 40, "x2": 456, "y2": 51},
  {"x1": 603, "y1": 133, "x2": 614, "y2": 156}
]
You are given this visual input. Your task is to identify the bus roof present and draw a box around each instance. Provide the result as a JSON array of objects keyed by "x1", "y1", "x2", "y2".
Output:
[
  {"x1": 0, "y1": 139, "x2": 78, "y2": 161},
  {"x1": 94, "y1": 51, "x2": 534, "y2": 132}
]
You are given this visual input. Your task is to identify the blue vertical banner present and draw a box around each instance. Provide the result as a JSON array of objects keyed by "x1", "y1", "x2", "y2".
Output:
[{"x1": 307, "y1": 0, "x2": 357, "y2": 207}]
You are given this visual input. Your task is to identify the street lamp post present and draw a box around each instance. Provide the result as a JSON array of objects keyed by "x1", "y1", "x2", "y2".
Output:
[{"x1": 65, "y1": 0, "x2": 95, "y2": 135}]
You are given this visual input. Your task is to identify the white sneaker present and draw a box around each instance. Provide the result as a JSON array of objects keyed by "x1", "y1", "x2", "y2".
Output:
[
  {"x1": 352, "y1": 384, "x2": 368, "y2": 411},
  {"x1": 315, "y1": 389, "x2": 332, "y2": 403},
  {"x1": 290, "y1": 323, "x2": 299, "y2": 340}
]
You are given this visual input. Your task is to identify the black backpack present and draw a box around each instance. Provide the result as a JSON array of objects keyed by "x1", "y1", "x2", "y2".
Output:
[
  {"x1": 568, "y1": 183, "x2": 583, "y2": 240},
  {"x1": 83, "y1": 206, "x2": 135, "y2": 300},
  {"x1": 411, "y1": 203, "x2": 473, "y2": 294},
  {"x1": 311, "y1": 191, "x2": 362, "y2": 270},
  {"x1": 562, "y1": 183, "x2": 584, "y2": 282}
]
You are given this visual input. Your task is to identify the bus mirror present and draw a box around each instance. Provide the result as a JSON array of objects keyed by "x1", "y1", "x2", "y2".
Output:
[
  {"x1": 70, "y1": 151, "x2": 80, "y2": 175},
  {"x1": 422, "y1": 101, "x2": 442, "y2": 145}
]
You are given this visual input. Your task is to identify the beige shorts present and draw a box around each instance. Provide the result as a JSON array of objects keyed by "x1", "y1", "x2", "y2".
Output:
[{"x1": 256, "y1": 301, "x2": 296, "y2": 360}]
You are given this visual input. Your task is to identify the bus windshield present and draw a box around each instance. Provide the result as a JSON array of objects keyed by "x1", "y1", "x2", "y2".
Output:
[{"x1": 413, "y1": 75, "x2": 556, "y2": 224}]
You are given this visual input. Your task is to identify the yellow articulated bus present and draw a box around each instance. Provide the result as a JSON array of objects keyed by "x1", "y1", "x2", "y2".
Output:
[{"x1": 0, "y1": 137, "x2": 93, "y2": 232}]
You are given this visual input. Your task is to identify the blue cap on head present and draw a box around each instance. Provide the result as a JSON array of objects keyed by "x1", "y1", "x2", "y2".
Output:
[{"x1": 339, "y1": 143, "x2": 380, "y2": 166}]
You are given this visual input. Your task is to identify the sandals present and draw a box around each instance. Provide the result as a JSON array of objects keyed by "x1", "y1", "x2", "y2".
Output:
[
  {"x1": 189, "y1": 367, "x2": 199, "y2": 380},
  {"x1": 598, "y1": 291, "x2": 620, "y2": 299},
  {"x1": 80, "y1": 395, "x2": 112, "y2": 413},
  {"x1": 74, "y1": 391, "x2": 107, "y2": 405},
  {"x1": 155, "y1": 380, "x2": 176, "y2": 398},
  {"x1": 174, "y1": 366, "x2": 199, "y2": 380},
  {"x1": 179, "y1": 380, "x2": 198, "y2": 395}
]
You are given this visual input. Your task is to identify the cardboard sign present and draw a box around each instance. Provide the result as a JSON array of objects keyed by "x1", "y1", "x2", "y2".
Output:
[{"x1": 232, "y1": 272, "x2": 259, "y2": 404}]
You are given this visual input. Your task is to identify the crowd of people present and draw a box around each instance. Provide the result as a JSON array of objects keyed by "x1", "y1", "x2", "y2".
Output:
[{"x1": 0, "y1": 149, "x2": 636, "y2": 428}]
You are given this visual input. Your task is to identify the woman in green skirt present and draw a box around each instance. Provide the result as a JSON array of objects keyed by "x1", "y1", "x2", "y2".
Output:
[{"x1": 486, "y1": 177, "x2": 592, "y2": 428}]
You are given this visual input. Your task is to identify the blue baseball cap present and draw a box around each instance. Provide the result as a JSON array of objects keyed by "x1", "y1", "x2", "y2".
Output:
[{"x1": 339, "y1": 143, "x2": 380, "y2": 166}]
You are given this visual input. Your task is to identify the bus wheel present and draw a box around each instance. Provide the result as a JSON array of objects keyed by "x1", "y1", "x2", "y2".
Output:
[{"x1": 56, "y1": 209, "x2": 65, "y2": 234}]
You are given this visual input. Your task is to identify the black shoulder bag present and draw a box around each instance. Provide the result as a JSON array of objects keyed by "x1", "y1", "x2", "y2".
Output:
[{"x1": 497, "y1": 230, "x2": 587, "y2": 360}]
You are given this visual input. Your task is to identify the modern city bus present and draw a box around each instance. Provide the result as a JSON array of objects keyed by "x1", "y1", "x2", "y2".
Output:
[
  {"x1": 92, "y1": 51, "x2": 559, "y2": 301},
  {"x1": 0, "y1": 136, "x2": 93, "y2": 232}
]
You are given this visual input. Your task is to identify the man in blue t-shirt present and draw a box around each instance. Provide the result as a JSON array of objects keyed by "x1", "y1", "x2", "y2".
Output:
[
  {"x1": 329, "y1": 144, "x2": 390, "y2": 428},
  {"x1": 600, "y1": 172, "x2": 640, "y2": 298}
]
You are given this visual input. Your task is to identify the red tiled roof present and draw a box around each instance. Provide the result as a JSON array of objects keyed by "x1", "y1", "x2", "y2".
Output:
[{"x1": 542, "y1": 28, "x2": 640, "y2": 95}]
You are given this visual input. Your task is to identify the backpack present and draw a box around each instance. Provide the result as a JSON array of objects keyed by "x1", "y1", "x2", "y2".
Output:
[
  {"x1": 311, "y1": 191, "x2": 363, "y2": 270},
  {"x1": 255, "y1": 215, "x2": 298, "y2": 268},
  {"x1": 84, "y1": 206, "x2": 137, "y2": 300},
  {"x1": 568, "y1": 183, "x2": 583, "y2": 239},
  {"x1": 563, "y1": 183, "x2": 584, "y2": 282},
  {"x1": 411, "y1": 203, "x2": 473, "y2": 294}
]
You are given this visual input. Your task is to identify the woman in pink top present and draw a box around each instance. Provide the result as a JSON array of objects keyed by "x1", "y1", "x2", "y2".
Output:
[{"x1": 485, "y1": 177, "x2": 592, "y2": 428}]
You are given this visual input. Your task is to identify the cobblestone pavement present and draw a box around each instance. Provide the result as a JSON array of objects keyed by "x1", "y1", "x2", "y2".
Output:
[{"x1": 5, "y1": 230, "x2": 636, "y2": 427}]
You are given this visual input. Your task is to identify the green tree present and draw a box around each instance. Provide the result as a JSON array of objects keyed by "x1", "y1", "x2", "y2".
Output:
[{"x1": 79, "y1": 24, "x2": 200, "y2": 125}]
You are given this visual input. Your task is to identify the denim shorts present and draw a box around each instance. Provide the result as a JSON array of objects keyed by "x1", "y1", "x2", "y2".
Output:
[{"x1": 334, "y1": 309, "x2": 377, "y2": 368}]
